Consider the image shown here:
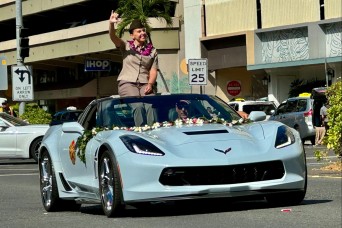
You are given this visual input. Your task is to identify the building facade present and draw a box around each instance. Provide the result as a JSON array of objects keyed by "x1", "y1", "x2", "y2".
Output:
[
  {"x1": 199, "y1": 0, "x2": 341, "y2": 104},
  {"x1": 0, "y1": 0, "x2": 341, "y2": 113},
  {"x1": 0, "y1": 0, "x2": 185, "y2": 112}
]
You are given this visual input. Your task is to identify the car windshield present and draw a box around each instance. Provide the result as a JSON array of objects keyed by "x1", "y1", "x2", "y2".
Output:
[
  {"x1": 96, "y1": 94, "x2": 242, "y2": 128},
  {"x1": 0, "y1": 113, "x2": 28, "y2": 126}
]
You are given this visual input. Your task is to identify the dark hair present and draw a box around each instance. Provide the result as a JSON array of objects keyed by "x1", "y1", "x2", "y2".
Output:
[
  {"x1": 129, "y1": 19, "x2": 144, "y2": 34},
  {"x1": 176, "y1": 101, "x2": 190, "y2": 110}
]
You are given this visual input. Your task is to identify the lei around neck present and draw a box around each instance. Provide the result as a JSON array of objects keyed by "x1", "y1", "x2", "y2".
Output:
[{"x1": 128, "y1": 40, "x2": 153, "y2": 56}]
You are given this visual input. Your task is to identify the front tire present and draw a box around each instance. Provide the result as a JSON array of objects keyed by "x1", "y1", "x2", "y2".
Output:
[
  {"x1": 39, "y1": 150, "x2": 80, "y2": 211},
  {"x1": 99, "y1": 150, "x2": 124, "y2": 217},
  {"x1": 266, "y1": 151, "x2": 307, "y2": 206}
]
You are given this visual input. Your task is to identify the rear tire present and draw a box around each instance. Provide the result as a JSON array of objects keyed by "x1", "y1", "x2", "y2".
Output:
[
  {"x1": 30, "y1": 137, "x2": 42, "y2": 162},
  {"x1": 39, "y1": 150, "x2": 80, "y2": 212},
  {"x1": 309, "y1": 136, "x2": 315, "y2": 145},
  {"x1": 99, "y1": 150, "x2": 124, "y2": 217}
]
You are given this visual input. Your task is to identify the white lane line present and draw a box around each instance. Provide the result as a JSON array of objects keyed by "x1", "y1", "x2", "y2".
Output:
[
  {"x1": 0, "y1": 169, "x2": 38, "y2": 171},
  {"x1": 309, "y1": 175, "x2": 342, "y2": 179},
  {"x1": 0, "y1": 173, "x2": 38, "y2": 177},
  {"x1": 306, "y1": 156, "x2": 338, "y2": 160}
]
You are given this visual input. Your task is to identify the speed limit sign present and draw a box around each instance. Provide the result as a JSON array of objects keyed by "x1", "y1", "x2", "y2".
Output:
[{"x1": 188, "y1": 59, "x2": 208, "y2": 85}]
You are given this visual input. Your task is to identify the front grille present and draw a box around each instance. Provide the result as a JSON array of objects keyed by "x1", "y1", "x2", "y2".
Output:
[{"x1": 159, "y1": 161, "x2": 284, "y2": 186}]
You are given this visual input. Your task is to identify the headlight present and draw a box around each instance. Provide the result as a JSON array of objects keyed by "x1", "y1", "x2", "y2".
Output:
[
  {"x1": 119, "y1": 135, "x2": 165, "y2": 156},
  {"x1": 275, "y1": 125, "x2": 295, "y2": 149}
]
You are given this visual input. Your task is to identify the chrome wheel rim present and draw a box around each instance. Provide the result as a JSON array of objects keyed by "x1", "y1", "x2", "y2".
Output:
[
  {"x1": 100, "y1": 157, "x2": 114, "y2": 212},
  {"x1": 40, "y1": 155, "x2": 52, "y2": 207}
]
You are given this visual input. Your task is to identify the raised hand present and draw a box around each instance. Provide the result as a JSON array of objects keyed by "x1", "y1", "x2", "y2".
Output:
[{"x1": 109, "y1": 10, "x2": 120, "y2": 24}]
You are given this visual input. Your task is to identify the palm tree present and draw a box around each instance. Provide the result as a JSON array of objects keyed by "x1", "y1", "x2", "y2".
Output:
[{"x1": 115, "y1": 0, "x2": 173, "y2": 44}]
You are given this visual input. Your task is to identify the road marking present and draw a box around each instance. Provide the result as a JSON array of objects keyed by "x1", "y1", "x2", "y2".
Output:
[
  {"x1": 309, "y1": 175, "x2": 342, "y2": 179},
  {"x1": 0, "y1": 173, "x2": 38, "y2": 177},
  {"x1": 0, "y1": 169, "x2": 38, "y2": 171},
  {"x1": 306, "y1": 156, "x2": 338, "y2": 160}
]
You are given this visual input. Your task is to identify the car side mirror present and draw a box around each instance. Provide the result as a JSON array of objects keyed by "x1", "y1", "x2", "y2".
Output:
[
  {"x1": 62, "y1": 122, "x2": 84, "y2": 134},
  {"x1": 248, "y1": 111, "x2": 266, "y2": 122}
]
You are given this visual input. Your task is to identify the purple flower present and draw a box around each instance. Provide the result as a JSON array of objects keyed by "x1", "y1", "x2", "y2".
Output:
[{"x1": 128, "y1": 40, "x2": 154, "y2": 56}]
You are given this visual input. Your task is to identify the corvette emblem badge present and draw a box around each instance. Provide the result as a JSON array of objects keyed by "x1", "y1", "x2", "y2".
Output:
[{"x1": 214, "y1": 147, "x2": 232, "y2": 155}]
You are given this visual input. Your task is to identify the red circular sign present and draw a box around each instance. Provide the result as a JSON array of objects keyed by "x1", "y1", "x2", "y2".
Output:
[{"x1": 227, "y1": 80, "x2": 241, "y2": 96}]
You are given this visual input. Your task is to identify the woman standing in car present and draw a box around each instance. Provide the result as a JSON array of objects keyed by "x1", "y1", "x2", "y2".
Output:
[
  {"x1": 108, "y1": 11, "x2": 158, "y2": 126},
  {"x1": 108, "y1": 11, "x2": 158, "y2": 97}
]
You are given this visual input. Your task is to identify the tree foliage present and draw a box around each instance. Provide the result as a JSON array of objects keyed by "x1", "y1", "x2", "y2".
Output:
[
  {"x1": 19, "y1": 103, "x2": 52, "y2": 124},
  {"x1": 326, "y1": 81, "x2": 342, "y2": 156},
  {"x1": 288, "y1": 79, "x2": 326, "y2": 98},
  {"x1": 115, "y1": 0, "x2": 173, "y2": 42}
]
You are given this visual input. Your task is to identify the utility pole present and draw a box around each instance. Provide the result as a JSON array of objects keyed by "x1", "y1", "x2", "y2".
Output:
[
  {"x1": 16, "y1": 0, "x2": 23, "y2": 66},
  {"x1": 16, "y1": 0, "x2": 25, "y2": 115}
]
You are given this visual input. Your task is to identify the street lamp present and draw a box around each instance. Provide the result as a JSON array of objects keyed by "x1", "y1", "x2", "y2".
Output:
[{"x1": 327, "y1": 68, "x2": 334, "y2": 82}]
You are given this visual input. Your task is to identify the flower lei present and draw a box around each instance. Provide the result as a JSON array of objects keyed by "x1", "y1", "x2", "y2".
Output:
[
  {"x1": 75, "y1": 117, "x2": 250, "y2": 164},
  {"x1": 128, "y1": 40, "x2": 153, "y2": 56}
]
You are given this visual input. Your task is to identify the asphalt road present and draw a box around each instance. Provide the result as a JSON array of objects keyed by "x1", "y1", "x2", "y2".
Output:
[{"x1": 0, "y1": 144, "x2": 341, "y2": 228}]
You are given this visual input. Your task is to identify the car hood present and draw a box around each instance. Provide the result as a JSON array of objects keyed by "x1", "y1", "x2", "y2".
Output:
[
  {"x1": 141, "y1": 123, "x2": 267, "y2": 146},
  {"x1": 128, "y1": 123, "x2": 277, "y2": 160}
]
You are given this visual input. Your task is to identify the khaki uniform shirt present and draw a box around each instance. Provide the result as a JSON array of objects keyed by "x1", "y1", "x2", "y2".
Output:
[{"x1": 117, "y1": 41, "x2": 158, "y2": 83}]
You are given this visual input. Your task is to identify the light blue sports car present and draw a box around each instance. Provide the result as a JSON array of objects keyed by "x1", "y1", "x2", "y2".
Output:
[{"x1": 38, "y1": 93, "x2": 307, "y2": 217}]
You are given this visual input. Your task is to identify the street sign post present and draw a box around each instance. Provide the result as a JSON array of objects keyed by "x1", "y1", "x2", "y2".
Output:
[
  {"x1": 0, "y1": 56, "x2": 8, "y2": 90},
  {"x1": 11, "y1": 65, "x2": 34, "y2": 101},
  {"x1": 188, "y1": 58, "x2": 208, "y2": 86}
]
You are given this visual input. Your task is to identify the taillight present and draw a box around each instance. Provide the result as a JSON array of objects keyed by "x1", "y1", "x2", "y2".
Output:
[{"x1": 304, "y1": 109, "x2": 312, "y2": 117}]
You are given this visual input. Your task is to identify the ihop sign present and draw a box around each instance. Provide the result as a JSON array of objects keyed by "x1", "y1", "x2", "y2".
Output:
[{"x1": 84, "y1": 59, "x2": 111, "y2": 71}]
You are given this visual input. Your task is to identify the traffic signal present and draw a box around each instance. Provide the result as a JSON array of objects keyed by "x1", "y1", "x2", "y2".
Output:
[{"x1": 19, "y1": 28, "x2": 29, "y2": 59}]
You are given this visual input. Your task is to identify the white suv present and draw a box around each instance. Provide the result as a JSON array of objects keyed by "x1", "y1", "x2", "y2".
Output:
[
  {"x1": 269, "y1": 97, "x2": 316, "y2": 144},
  {"x1": 228, "y1": 100, "x2": 277, "y2": 120}
]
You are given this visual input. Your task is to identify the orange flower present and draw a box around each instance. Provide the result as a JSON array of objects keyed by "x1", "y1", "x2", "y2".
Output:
[{"x1": 69, "y1": 140, "x2": 76, "y2": 165}]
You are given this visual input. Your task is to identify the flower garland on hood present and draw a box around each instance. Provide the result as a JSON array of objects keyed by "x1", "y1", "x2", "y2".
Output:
[{"x1": 75, "y1": 117, "x2": 249, "y2": 164}]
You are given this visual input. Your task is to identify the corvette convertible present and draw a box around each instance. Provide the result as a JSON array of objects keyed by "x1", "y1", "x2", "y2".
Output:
[
  {"x1": 38, "y1": 93, "x2": 307, "y2": 217},
  {"x1": 0, "y1": 112, "x2": 49, "y2": 162}
]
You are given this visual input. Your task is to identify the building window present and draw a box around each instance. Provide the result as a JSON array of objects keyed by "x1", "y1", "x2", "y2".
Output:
[
  {"x1": 257, "y1": 0, "x2": 262, "y2": 29},
  {"x1": 320, "y1": 0, "x2": 325, "y2": 20}
]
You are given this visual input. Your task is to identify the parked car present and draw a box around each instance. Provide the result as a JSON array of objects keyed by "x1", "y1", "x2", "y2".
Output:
[
  {"x1": 0, "y1": 112, "x2": 49, "y2": 162},
  {"x1": 269, "y1": 88, "x2": 327, "y2": 144},
  {"x1": 38, "y1": 93, "x2": 307, "y2": 217},
  {"x1": 228, "y1": 100, "x2": 277, "y2": 120},
  {"x1": 50, "y1": 108, "x2": 83, "y2": 126}
]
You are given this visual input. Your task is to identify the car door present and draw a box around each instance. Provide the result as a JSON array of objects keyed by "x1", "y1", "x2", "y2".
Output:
[
  {"x1": 280, "y1": 99, "x2": 299, "y2": 128},
  {"x1": 58, "y1": 103, "x2": 98, "y2": 191},
  {"x1": 270, "y1": 102, "x2": 287, "y2": 122},
  {"x1": 0, "y1": 120, "x2": 17, "y2": 157}
]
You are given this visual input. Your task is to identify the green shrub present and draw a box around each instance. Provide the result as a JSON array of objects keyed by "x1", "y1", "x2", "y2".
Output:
[
  {"x1": 326, "y1": 81, "x2": 342, "y2": 156},
  {"x1": 19, "y1": 103, "x2": 52, "y2": 124},
  {"x1": 289, "y1": 79, "x2": 325, "y2": 97}
]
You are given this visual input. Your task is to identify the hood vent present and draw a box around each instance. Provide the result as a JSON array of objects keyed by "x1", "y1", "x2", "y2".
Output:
[{"x1": 183, "y1": 130, "x2": 228, "y2": 135}]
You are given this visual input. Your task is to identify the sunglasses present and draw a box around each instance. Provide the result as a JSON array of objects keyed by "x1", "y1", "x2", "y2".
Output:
[{"x1": 176, "y1": 102, "x2": 189, "y2": 110}]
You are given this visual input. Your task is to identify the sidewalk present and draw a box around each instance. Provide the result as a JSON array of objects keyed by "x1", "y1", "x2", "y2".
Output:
[{"x1": 305, "y1": 143, "x2": 342, "y2": 178}]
